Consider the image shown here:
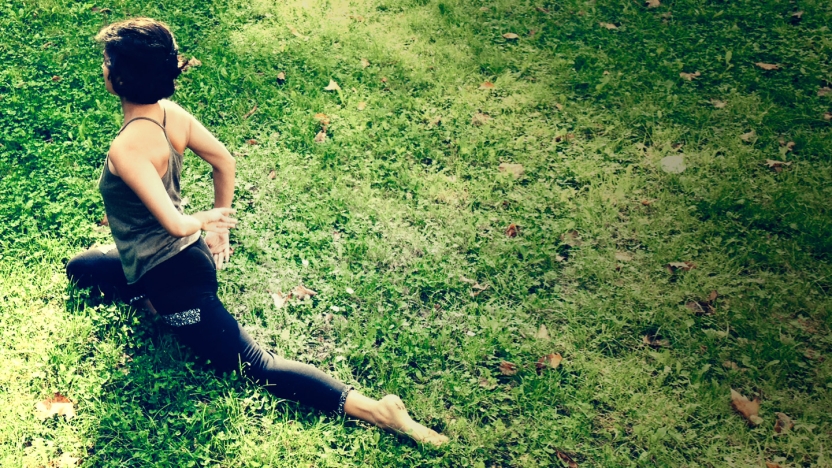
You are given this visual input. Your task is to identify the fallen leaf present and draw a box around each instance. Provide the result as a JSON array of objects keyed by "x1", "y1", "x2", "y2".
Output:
[
  {"x1": 178, "y1": 56, "x2": 202, "y2": 72},
  {"x1": 478, "y1": 377, "x2": 497, "y2": 389},
  {"x1": 643, "y1": 333, "x2": 670, "y2": 348},
  {"x1": 360, "y1": 58, "x2": 370, "y2": 68},
  {"x1": 505, "y1": 223, "x2": 519, "y2": 238},
  {"x1": 723, "y1": 361, "x2": 739, "y2": 370},
  {"x1": 470, "y1": 282, "x2": 489, "y2": 297},
  {"x1": 755, "y1": 62, "x2": 780, "y2": 71},
  {"x1": 774, "y1": 412, "x2": 794, "y2": 434},
  {"x1": 764, "y1": 159, "x2": 792, "y2": 173},
  {"x1": 535, "y1": 324, "x2": 550, "y2": 340},
  {"x1": 791, "y1": 11, "x2": 803, "y2": 19},
  {"x1": 555, "y1": 254, "x2": 566, "y2": 262},
  {"x1": 277, "y1": 71, "x2": 286, "y2": 83},
  {"x1": 99, "y1": 215, "x2": 109, "y2": 226},
  {"x1": 324, "y1": 79, "x2": 341, "y2": 91},
  {"x1": 615, "y1": 251, "x2": 633, "y2": 262},
  {"x1": 666, "y1": 261, "x2": 696, "y2": 273},
  {"x1": 765, "y1": 463, "x2": 782, "y2": 468},
  {"x1": 555, "y1": 103, "x2": 564, "y2": 111},
  {"x1": 314, "y1": 113, "x2": 330, "y2": 126},
  {"x1": 242, "y1": 104, "x2": 258, "y2": 120},
  {"x1": 35, "y1": 393, "x2": 75, "y2": 420},
  {"x1": 560, "y1": 230, "x2": 582, "y2": 247},
  {"x1": 289, "y1": 26, "x2": 307, "y2": 40},
  {"x1": 471, "y1": 112, "x2": 491, "y2": 126},
  {"x1": 314, "y1": 130, "x2": 327, "y2": 143},
  {"x1": 824, "y1": 112, "x2": 832, "y2": 121},
  {"x1": 645, "y1": 0, "x2": 661, "y2": 8},
  {"x1": 661, "y1": 11, "x2": 672, "y2": 20},
  {"x1": 349, "y1": 14, "x2": 365, "y2": 22},
  {"x1": 479, "y1": 81, "x2": 495, "y2": 89},
  {"x1": 271, "y1": 291, "x2": 289, "y2": 309},
  {"x1": 357, "y1": 101, "x2": 367, "y2": 111},
  {"x1": 502, "y1": 32, "x2": 519, "y2": 40},
  {"x1": 557, "y1": 450, "x2": 579, "y2": 468},
  {"x1": 267, "y1": 169, "x2": 276, "y2": 180},
  {"x1": 498, "y1": 163, "x2": 525, "y2": 179},
  {"x1": 536, "y1": 7, "x2": 550, "y2": 14},
  {"x1": 381, "y1": 76, "x2": 388, "y2": 83},
  {"x1": 499, "y1": 361, "x2": 518, "y2": 375},
  {"x1": 599, "y1": 22, "x2": 618, "y2": 30},
  {"x1": 291, "y1": 285, "x2": 317, "y2": 301},
  {"x1": 686, "y1": 301, "x2": 714, "y2": 315},
  {"x1": 246, "y1": 139, "x2": 258, "y2": 145},
  {"x1": 731, "y1": 389, "x2": 763, "y2": 425},
  {"x1": 739, "y1": 130, "x2": 757, "y2": 143},
  {"x1": 51, "y1": 75, "x2": 61, "y2": 82},
  {"x1": 641, "y1": 199, "x2": 656, "y2": 206},
  {"x1": 47, "y1": 453, "x2": 80, "y2": 468},
  {"x1": 711, "y1": 99, "x2": 727, "y2": 108},
  {"x1": 660, "y1": 154, "x2": 686, "y2": 174},
  {"x1": 536, "y1": 353, "x2": 562, "y2": 373},
  {"x1": 554, "y1": 133, "x2": 575, "y2": 143},
  {"x1": 818, "y1": 87, "x2": 832, "y2": 97},
  {"x1": 708, "y1": 290, "x2": 719, "y2": 301},
  {"x1": 680, "y1": 71, "x2": 701, "y2": 81}
]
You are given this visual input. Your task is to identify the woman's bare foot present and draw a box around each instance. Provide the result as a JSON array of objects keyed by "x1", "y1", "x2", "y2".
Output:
[{"x1": 370, "y1": 395, "x2": 449, "y2": 446}]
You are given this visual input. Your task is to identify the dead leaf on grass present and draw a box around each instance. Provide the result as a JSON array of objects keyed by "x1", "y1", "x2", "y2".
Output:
[
  {"x1": 560, "y1": 230, "x2": 582, "y2": 247},
  {"x1": 740, "y1": 129, "x2": 757, "y2": 143},
  {"x1": 711, "y1": 99, "x2": 727, "y2": 108},
  {"x1": 349, "y1": 14, "x2": 365, "y2": 22},
  {"x1": 46, "y1": 453, "x2": 80, "y2": 468},
  {"x1": 499, "y1": 361, "x2": 518, "y2": 375},
  {"x1": 765, "y1": 463, "x2": 782, "y2": 468},
  {"x1": 314, "y1": 130, "x2": 327, "y2": 143},
  {"x1": 774, "y1": 412, "x2": 794, "y2": 434},
  {"x1": 645, "y1": 0, "x2": 661, "y2": 8},
  {"x1": 289, "y1": 26, "x2": 308, "y2": 40},
  {"x1": 360, "y1": 58, "x2": 370, "y2": 68},
  {"x1": 472, "y1": 112, "x2": 491, "y2": 126},
  {"x1": 267, "y1": 169, "x2": 276, "y2": 180},
  {"x1": 99, "y1": 215, "x2": 109, "y2": 226},
  {"x1": 478, "y1": 377, "x2": 497, "y2": 389},
  {"x1": 765, "y1": 159, "x2": 792, "y2": 173},
  {"x1": 271, "y1": 291, "x2": 289, "y2": 309},
  {"x1": 470, "y1": 282, "x2": 490, "y2": 297},
  {"x1": 557, "y1": 450, "x2": 579, "y2": 468},
  {"x1": 314, "y1": 113, "x2": 330, "y2": 126},
  {"x1": 535, "y1": 324, "x2": 550, "y2": 340},
  {"x1": 680, "y1": 71, "x2": 701, "y2": 81},
  {"x1": 536, "y1": 353, "x2": 562, "y2": 373},
  {"x1": 479, "y1": 81, "x2": 495, "y2": 90},
  {"x1": 246, "y1": 139, "x2": 258, "y2": 146},
  {"x1": 599, "y1": 22, "x2": 618, "y2": 30},
  {"x1": 498, "y1": 163, "x2": 525, "y2": 179},
  {"x1": 357, "y1": 101, "x2": 367, "y2": 111},
  {"x1": 324, "y1": 79, "x2": 342, "y2": 91},
  {"x1": 615, "y1": 251, "x2": 633, "y2": 262},
  {"x1": 276, "y1": 71, "x2": 286, "y2": 83},
  {"x1": 643, "y1": 333, "x2": 670, "y2": 348},
  {"x1": 723, "y1": 361, "x2": 739, "y2": 370},
  {"x1": 502, "y1": 32, "x2": 519, "y2": 40},
  {"x1": 824, "y1": 112, "x2": 832, "y2": 121},
  {"x1": 35, "y1": 393, "x2": 76, "y2": 420},
  {"x1": 660, "y1": 155, "x2": 686, "y2": 174},
  {"x1": 818, "y1": 87, "x2": 832, "y2": 97},
  {"x1": 536, "y1": 7, "x2": 550, "y2": 14},
  {"x1": 666, "y1": 261, "x2": 696, "y2": 273},
  {"x1": 291, "y1": 285, "x2": 318, "y2": 301},
  {"x1": 755, "y1": 62, "x2": 780, "y2": 71},
  {"x1": 730, "y1": 388, "x2": 763, "y2": 426},
  {"x1": 178, "y1": 56, "x2": 202, "y2": 72}
]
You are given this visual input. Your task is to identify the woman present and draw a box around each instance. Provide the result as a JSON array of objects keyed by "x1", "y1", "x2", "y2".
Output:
[{"x1": 66, "y1": 17, "x2": 447, "y2": 446}]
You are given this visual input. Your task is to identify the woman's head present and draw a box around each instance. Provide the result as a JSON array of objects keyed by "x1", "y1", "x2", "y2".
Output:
[{"x1": 96, "y1": 18, "x2": 181, "y2": 104}]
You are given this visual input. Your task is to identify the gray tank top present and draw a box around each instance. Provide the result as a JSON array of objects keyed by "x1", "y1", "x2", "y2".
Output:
[{"x1": 99, "y1": 110, "x2": 199, "y2": 284}]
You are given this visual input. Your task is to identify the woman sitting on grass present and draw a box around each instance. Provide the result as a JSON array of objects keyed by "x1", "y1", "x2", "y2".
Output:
[{"x1": 66, "y1": 17, "x2": 447, "y2": 446}]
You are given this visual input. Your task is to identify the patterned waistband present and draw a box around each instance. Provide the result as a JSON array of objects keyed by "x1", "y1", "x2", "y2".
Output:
[
  {"x1": 337, "y1": 386, "x2": 353, "y2": 415},
  {"x1": 161, "y1": 308, "x2": 201, "y2": 327}
]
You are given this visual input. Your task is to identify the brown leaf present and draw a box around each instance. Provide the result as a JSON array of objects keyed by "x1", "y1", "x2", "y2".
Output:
[
  {"x1": 314, "y1": 113, "x2": 330, "y2": 126},
  {"x1": 765, "y1": 463, "x2": 782, "y2": 468},
  {"x1": 765, "y1": 159, "x2": 792, "y2": 173},
  {"x1": 599, "y1": 22, "x2": 618, "y2": 30},
  {"x1": 242, "y1": 104, "x2": 258, "y2": 120},
  {"x1": 555, "y1": 103, "x2": 564, "y2": 111},
  {"x1": 479, "y1": 81, "x2": 495, "y2": 89},
  {"x1": 707, "y1": 290, "x2": 719, "y2": 302},
  {"x1": 723, "y1": 361, "x2": 739, "y2": 370},
  {"x1": 818, "y1": 87, "x2": 832, "y2": 97},
  {"x1": 645, "y1": 0, "x2": 661, "y2": 8},
  {"x1": 51, "y1": 75, "x2": 61, "y2": 82},
  {"x1": 779, "y1": 140, "x2": 795, "y2": 153},
  {"x1": 643, "y1": 333, "x2": 670, "y2": 348},
  {"x1": 357, "y1": 101, "x2": 367, "y2": 111},
  {"x1": 471, "y1": 112, "x2": 491, "y2": 126},
  {"x1": 246, "y1": 139, "x2": 258, "y2": 145},
  {"x1": 271, "y1": 291, "x2": 289, "y2": 309},
  {"x1": 380, "y1": 76, "x2": 388, "y2": 84},
  {"x1": 505, "y1": 224, "x2": 519, "y2": 238},
  {"x1": 791, "y1": 10, "x2": 804, "y2": 19},
  {"x1": 680, "y1": 71, "x2": 701, "y2": 81},
  {"x1": 824, "y1": 112, "x2": 832, "y2": 121},
  {"x1": 324, "y1": 79, "x2": 341, "y2": 91},
  {"x1": 666, "y1": 261, "x2": 695, "y2": 273},
  {"x1": 686, "y1": 301, "x2": 714, "y2": 316},
  {"x1": 267, "y1": 169, "x2": 276, "y2": 180},
  {"x1": 291, "y1": 285, "x2": 317, "y2": 301},
  {"x1": 536, "y1": 353, "x2": 562, "y2": 373},
  {"x1": 739, "y1": 129, "x2": 757, "y2": 143},
  {"x1": 711, "y1": 99, "x2": 727, "y2": 108},
  {"x1": 478, "y1": 377, "x2": 497, "y2": 389},
  {"x1": 99, "y1": 214, "x2": 109, "y2": 226},
  {"x1": 560, "y1": 230, "x2": 582, "y2": 247},
  {"x1": 47, "y1": 453, "x2": 81, "y2": 468},
  {"x1": 470, "y1": 282, "x2": 490, "y2": 297},
  {"x1": 314, "y1": 130, "x2": 327, "y2": 143},
  {"x1": 774, "y1": 412, "x2": 794, "y2": 434},
  {"x1": 502, "y1": 33, "x2": 519, "y2": 40},
  {"x1": 499, "y1": 361, "x2": 518, "y2": 375},
  {"x1": 557, "y1": 450, "x2": 579, "y2": 468},
  {"x1": 755, "y1": 62, "x2": 780, "y2": 71},
  {"x1": 178, "y1": 56, "x2": 202, "y2": 72},
  {"x1": 554, "y1": 133, "x2": 575, "y2": 143},
  {"x1": 498, "y1": 163, "x2": 525, "y2": 179},
  {"x1": 360, "y1": 58, "x2": 370, "y2": 68},
  {"x1": 641, "y1": 199, "x2": 656, "y2": 206},
  {"x1": 349, "y1": 14, "x2": 365, "y2": 22},
  {"x1": 535, "y1": 324, "x2": 550, "y2": 340},
  {"x1": 536, "y1": 7, "x2": 550, "y2": 14},
  {"x1": 35, "y1": 393, "x2": 76, "y2": 420},
  {"x1": 277, "y1": 71, "x2": 286, "y2": 83},
  {"x1": 615, "y1": 251, "x2": 633, "y2": 262},
  {"x1": 730, "y1": 389, "x2": 763, "y2": 426}
]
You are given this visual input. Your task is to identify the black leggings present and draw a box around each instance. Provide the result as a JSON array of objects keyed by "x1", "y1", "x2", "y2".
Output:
[{"x1": 66, "y1": 240, "x2": 351, "y2": 414}]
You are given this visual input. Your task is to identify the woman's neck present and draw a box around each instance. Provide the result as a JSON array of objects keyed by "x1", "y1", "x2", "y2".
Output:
[{"x1": 121, "y1": 99, "x2": 163, "y2": 123}]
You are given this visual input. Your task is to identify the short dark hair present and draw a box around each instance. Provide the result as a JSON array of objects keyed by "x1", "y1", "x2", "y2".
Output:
[{"x1": 95, "y1": 18, "x2": 181, "y2": 104}]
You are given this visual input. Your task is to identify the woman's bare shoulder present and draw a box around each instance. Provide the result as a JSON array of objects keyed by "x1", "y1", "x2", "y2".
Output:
[{"x1": 161, "y1": 99, "x2": 195, "y2": 119}]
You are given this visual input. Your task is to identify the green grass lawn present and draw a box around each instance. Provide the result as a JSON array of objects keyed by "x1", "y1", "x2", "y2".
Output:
[{"x1": 1, "y1": 0, "x2": 831, "y2": 466}]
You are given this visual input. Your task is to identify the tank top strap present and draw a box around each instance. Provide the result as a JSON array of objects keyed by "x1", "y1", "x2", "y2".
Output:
[{"x1": 116, "y1": 110, "x2": 172, "y2": 146}]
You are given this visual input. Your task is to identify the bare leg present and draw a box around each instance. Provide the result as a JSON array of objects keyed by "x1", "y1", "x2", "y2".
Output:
[{"x1": 343, "y1": 392, "x2": 448, "y2": 446}]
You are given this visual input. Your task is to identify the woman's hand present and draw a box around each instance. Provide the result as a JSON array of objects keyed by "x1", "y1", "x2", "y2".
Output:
[
  {"x1": 191, "y1": 208, "x2": 237, "y2": 234},
  {"x1": 204, "y1": 230, "x2": 232, "y2": 270}
]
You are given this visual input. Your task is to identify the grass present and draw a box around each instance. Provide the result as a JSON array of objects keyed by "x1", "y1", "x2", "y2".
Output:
[{"x1": 1, "y1": 0, "x2": 831, "y2": 466}]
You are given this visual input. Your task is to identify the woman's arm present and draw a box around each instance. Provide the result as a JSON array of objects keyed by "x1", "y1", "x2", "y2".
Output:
[{"x1": 185, "y1": 116, "x2": 236, "y2": 209}]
